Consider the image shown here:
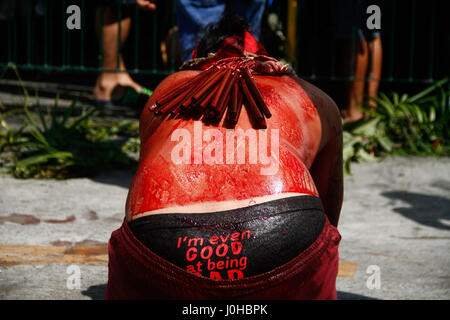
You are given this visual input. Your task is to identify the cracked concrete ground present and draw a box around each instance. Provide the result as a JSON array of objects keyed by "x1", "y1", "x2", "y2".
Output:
[{"x1": 0, "y1": 156, "x2": 449, "y2": 300}]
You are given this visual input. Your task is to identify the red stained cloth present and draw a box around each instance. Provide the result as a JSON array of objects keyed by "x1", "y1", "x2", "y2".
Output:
[
  {"x1": 191, "y1": 31, "x2": 268, "y2": 70},
  {"x1": 192, "y1": 30, "x2": 268, "y2": 59},
  {"x1": 105, "y1": 215, "x2": 341, "y2": 300}
]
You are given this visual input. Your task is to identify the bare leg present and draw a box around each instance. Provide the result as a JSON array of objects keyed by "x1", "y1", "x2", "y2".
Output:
[
  {"x1": 93, "y1": 7, "x2": 141, "y2": 101},
  {"x1": 367, "y1": 36, "x2": 382, "y2": 108},
  {"x1": 343, "y1": 38, "x2": 368, "y2": 122}
]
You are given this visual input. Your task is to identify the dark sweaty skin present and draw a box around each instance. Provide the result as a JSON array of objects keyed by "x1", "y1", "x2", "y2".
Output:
[
  {"x1": 294, "y1": 76, "x2": 343, "y2": 226},
  {"x1": 125, "y1": 68, "x2": 343, "y2": 227}
]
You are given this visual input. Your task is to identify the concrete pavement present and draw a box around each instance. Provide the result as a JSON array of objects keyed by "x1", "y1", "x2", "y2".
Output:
[{"x1": 0, "y1": 156, "x2": 449, "y2": 300}]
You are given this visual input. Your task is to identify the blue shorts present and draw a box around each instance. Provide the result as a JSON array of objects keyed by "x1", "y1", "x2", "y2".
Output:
[{"x1": 175, "y1": 0, "x2": 266, "y2": 62}]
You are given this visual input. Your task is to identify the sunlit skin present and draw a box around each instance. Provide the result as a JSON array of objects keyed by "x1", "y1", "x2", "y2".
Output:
[{"x1": 126, "y1": 70, "x2": 343, "y2": 226}]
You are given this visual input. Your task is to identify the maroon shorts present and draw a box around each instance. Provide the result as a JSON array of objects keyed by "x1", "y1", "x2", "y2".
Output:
[{"x1": 105, "y1": 201, "x2": 341, "y2": 300}]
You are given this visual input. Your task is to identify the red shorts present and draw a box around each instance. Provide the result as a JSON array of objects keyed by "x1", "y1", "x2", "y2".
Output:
[{"x1": 105, "y1": 212, "x2": 341, "y2": 300}]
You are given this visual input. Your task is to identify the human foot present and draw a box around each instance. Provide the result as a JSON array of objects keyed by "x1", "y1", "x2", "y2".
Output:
[
  {"x1": 341, "y1": 108, "x2": 363, "y2": 122},
  {"x1": 93, "y1": 72, "x2": 142, "y2": 101}
]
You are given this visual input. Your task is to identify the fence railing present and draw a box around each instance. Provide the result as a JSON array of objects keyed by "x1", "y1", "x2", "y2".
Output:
[
  {"x1": 1, "y1": 0, "x2": 177, "y2": 76},
  {"x1": 1, "y1": 0, "x2": 448, "y2": 85},
  {"x1": 293, "y1": 0, "x2": 447, "y2": 85}
]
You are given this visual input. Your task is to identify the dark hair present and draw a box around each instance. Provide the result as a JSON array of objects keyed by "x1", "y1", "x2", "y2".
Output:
[{"x1": 195, "y1": 15, "x2": 250, "y2": 58}]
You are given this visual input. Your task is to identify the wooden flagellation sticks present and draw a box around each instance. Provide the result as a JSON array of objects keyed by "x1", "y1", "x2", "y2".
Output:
[{"x1": 148, "y1": 57, "x2": 272, "y2": 129}]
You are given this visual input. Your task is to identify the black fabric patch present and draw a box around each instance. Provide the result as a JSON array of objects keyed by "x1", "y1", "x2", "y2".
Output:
[{"x1": 128, "y1": 195, "x2": 325, "y2": 279}]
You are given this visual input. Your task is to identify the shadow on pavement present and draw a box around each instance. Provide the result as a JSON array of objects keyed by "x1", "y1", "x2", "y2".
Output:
[
  {"x1": 430, "y1": 179, "x2": 450, "y2": 192},
  {"x1": 82, "y1": 284, "x2": 107, "y2": 300},
  {"x1": 90, "y1": 170, "x2": 136, "y2": 189},
  {"x1": 382, "y1": 191, "x2": 450, "y2": 230}
]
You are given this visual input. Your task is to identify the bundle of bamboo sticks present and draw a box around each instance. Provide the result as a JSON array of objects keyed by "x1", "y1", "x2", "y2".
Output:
[{"x1": 148, "y1": 60, "x2": 272, "y2": 129}]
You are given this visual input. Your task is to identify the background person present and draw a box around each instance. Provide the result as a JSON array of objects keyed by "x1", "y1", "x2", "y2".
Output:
[
  {"x1": 334, "y1": 0, "x2": 383, "y2": 122},
  {"x1": 93, "y1": 0, "x2": 156, "y2": 104},
  {"x1": 175, "y1": 0, "x2": 266, "y2": 63}
]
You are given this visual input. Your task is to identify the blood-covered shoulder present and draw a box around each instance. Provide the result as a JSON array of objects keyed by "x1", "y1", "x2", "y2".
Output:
[
  {"x1": 153, "y1": 70, "x2": 201, "y2": 100},
  {"x1": 292, "y1": 77, "x2": 341, "y2": 150},
  {"x1": 143, "y1": 70, "x2": 200, "y2": 115}
]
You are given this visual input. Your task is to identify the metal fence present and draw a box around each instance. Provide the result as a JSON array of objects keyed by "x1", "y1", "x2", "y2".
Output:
[
  {"x1": 1, "y1": 0, "x2": 177, "y2": 76},
  {"x1": 0, "y1": 0, "x2": 448, "y2": 85},
  {"x1": 293, "y1": 0, "x2": 448, "y2": 85}
]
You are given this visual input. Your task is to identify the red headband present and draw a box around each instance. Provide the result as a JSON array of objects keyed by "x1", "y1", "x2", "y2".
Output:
[{"x1": 191, "y1": 30, "x2": 268, "y2": 60}]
